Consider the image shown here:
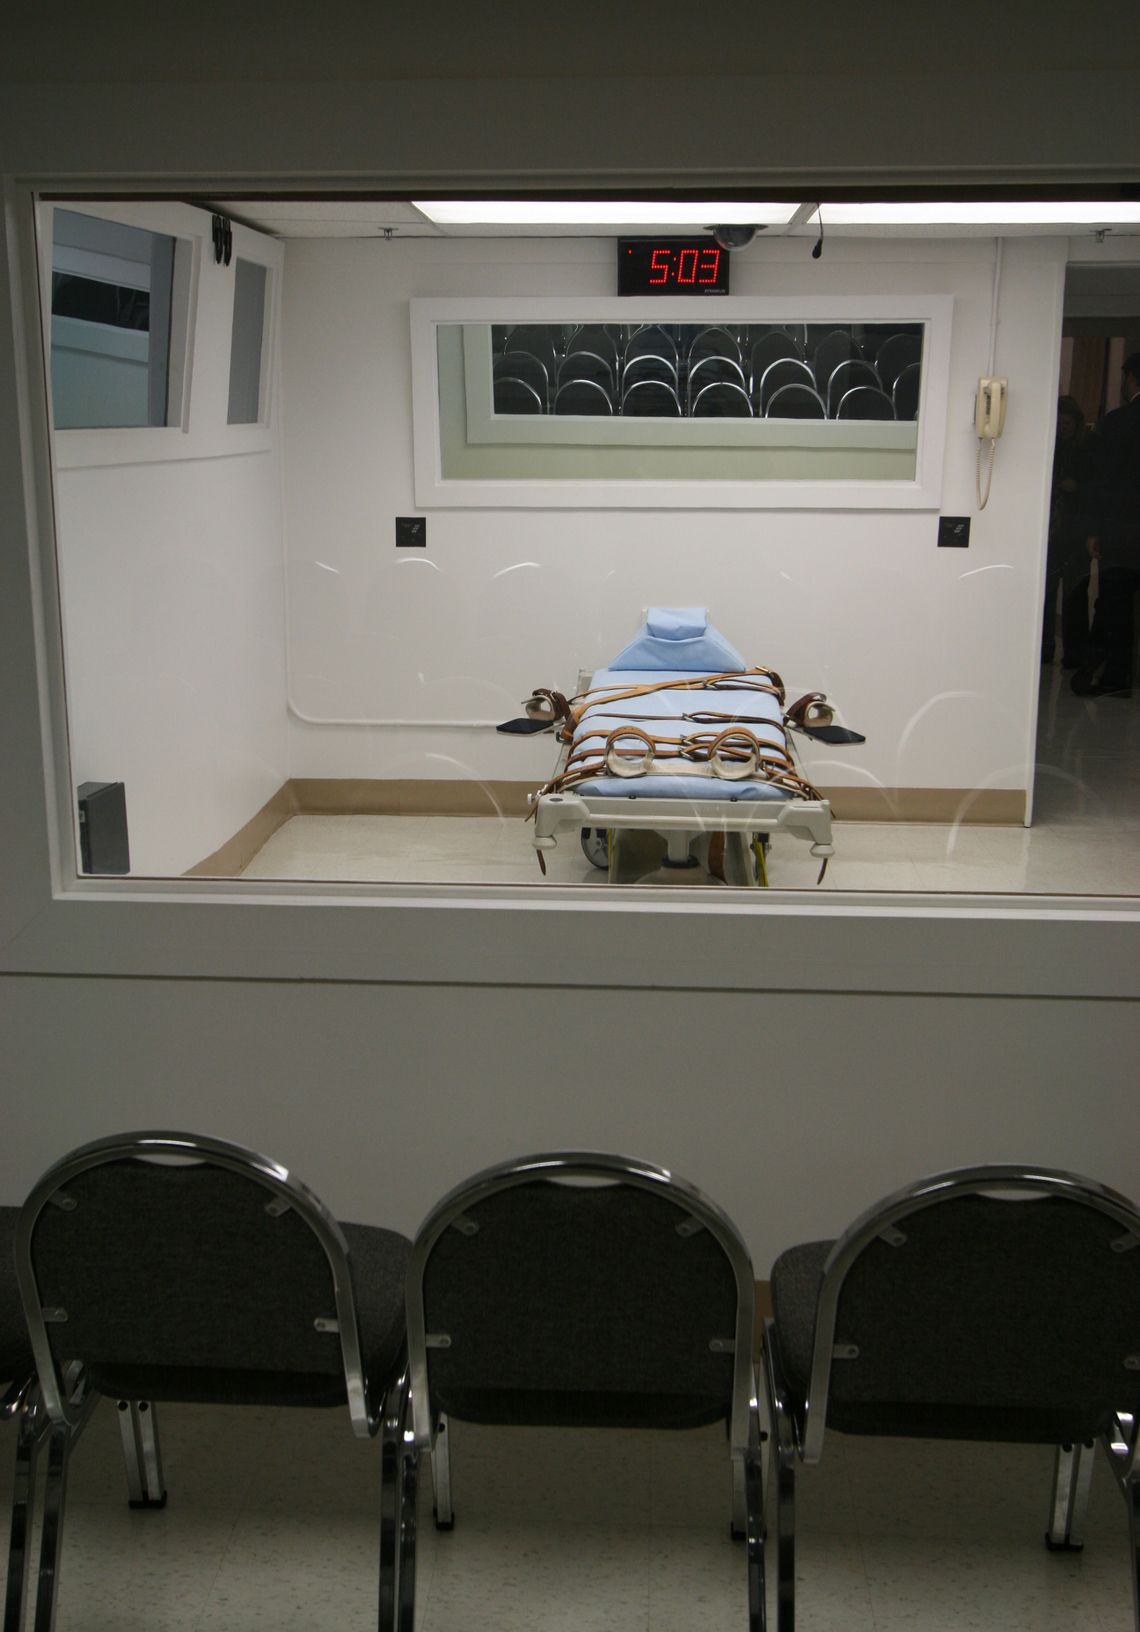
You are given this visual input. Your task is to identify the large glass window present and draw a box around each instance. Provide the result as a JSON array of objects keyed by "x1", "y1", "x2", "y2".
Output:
[{"x1": 32, "y1": 198, "x2": 1137, "y2": 903}]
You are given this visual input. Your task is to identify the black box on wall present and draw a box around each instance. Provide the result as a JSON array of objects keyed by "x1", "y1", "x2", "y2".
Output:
[{"x1": 77, "y1": 781, "x2": 130, "y2": 874}]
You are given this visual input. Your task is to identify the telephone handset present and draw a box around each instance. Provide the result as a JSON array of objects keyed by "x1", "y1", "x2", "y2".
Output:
[
  {"x1": 975, "y1": 376, "x2": 1007, "y2": 440},
  {"x1": 974, "y1": 376, "x2": 1006, "y2": 509}
]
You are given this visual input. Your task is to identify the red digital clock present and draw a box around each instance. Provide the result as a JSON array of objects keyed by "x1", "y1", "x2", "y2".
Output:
[{"x1": 618, "y1": 238, "x2": 730, "y2": 296}]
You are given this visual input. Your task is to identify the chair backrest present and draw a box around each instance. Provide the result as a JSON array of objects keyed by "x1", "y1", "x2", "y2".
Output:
[
  {"x1": 799, "y1": 1166, "x2": 1140, "y2": 1460},
  {"x1": 566, "y1": 325, "x2": 620, "y2": 368},
  {"x1": 692, "y1": 380, "x2": 752, "y2": 417},
  {"x1": 765, "y1": 382, "x2": 826, "y2": 419},
  {"x1": 493, "y1": 349, "x2": 549, "y2": 401},
  {"x1": 621, "y1": 379, "x2": 681, "y2": 417},
  {"x1": 687, "y1": 354, "x2": 747, "y2": 407},
  {"x1": 874, "y1": 331, "x2": 923, "y2": 393},
  {"x1": 825, "y1": 358, "x2": 881, "y2": 416},
  {"x1": 407, "y1": 1152, "x2": 755, "y2": 1455},
  {"x1": 621, "y1": 352, "x2": 678, "y2": 392},
  {"x1": 625, "y1": 325, "x2": 678, "y2": 367},
  {"x1": 502, "y1": 325, "x2": 559, "y2": 375},
  {"x1": 688, "y1": 326, "x2": 741, "y2": 367},
  {"x1": 16, "y1": 1132, "x2": 378, "y2": 1434},
  {"x1": 554, "y1": 378, "x2": 613, "y2": 415},
  {"x1": 557, "y1": 349, "x2": 615, "y2": 391},
  {"x1": 758, "y1": 357, "x2": 815, "y2": 413},
  {"x1": 892, "y1": 360, "x2": 921, "y2": 420},
  {"x1": 493, "y1": 376, "x2": 545, "y2": 415},
  {"x1": 835, "y1": 385, "x2": 895, "y2": 420},
  {"x1": 748, "y1": 331, "x2": 804, "y2": 387},
  {"x1": 810, "y1": 329, "x2": 861, "y2": 390}
]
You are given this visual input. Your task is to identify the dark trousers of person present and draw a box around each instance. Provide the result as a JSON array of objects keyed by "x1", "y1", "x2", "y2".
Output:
[
  {"x1": 1085, "y1": 566, "x2": 1140, "y2": 690},
  {"x1": 1041, "y1": 560, "x2": 1090, "y2": 664}
]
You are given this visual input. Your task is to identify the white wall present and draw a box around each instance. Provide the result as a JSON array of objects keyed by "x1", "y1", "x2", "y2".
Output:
[
  {"x1": 2, "y1": 974, "x2": 1136, "y2": 1264},
  {"x1": 56, "y1": 454, "x2": 287, "y2": 873},
  {"x1": 50, "y1": 211, "x2": 288, "y2": 876},
  {"x1": 281, "y1": 236, "x2": 1062, "y2": 801}
]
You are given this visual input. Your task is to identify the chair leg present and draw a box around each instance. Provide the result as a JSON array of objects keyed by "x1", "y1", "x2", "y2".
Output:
[
  {"x1": 117, "y1": 1400, "x2": 167, "y2": 1509},
  {"x1": 31, "y1": 1422, "x2": 75, "y2": 1632},
  {"x1": 378, "y1": 1379, "x2": 403, "y2": 1632},
  {"x1": 1124, "y1": 1472, "x2": 1139, "y2": 1632},
  {"x1": 431, "y1": 1413, "x2": 454, "y2": 1530},
  {"x1": 773, "y1": 1406, "x2": 797, "y2": 1632},
  {"x1": 3, "y1": 1388, "x2": 47, "y2": 1632},
  {"x1": 397, "y1": 1426, "x2": 419, "y2": 1632},
  {"x1": 745, "y1": 1394, "x2": 767, "y2": 1632},
  {"x1": 1045, "y1": 1441, "x2": 1094, "y2": 1551},
  {"x1": 761, "y1": 1328, "x2": 797, "y2": 1632}
]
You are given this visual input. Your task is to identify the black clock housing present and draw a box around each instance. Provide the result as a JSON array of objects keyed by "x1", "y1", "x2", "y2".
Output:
[{"x1": 618, "y1": 238, "x2": 730, "y2": 296}]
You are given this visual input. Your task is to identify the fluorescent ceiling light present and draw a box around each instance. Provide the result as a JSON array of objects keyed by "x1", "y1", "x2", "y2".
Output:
[
  {"x1": 816, "y1": 202, "x2": 1140, "y2": 225},
  {"x1": 414, "y1": 200, "x2": 798, "y2": 226}
]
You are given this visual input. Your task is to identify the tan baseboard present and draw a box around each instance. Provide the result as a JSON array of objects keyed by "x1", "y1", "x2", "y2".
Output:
[
  {"x1": 289, "y1": 778, "x2": 535, "y2": 818},
  {"x1": 183, "y1": 783, "x2": 298, "y2": 877},
  {"x1": 820, "y1": 787, "x2": 1025, "y2": 824},
  {"x1": 186, "y1": 779, "x2": 1027, "y2": 876},
  {"x1": 291, "y1": 779, "x2": 1025, "y2": 825}
]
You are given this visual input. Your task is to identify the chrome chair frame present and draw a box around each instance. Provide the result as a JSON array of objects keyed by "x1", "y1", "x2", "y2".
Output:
[
  {"x1": 762, "y1": 1164, "x2": 1140, "y2": 1632},
  {"x1": 12, "y1": 1130, "x2": 413, "y2": 1632},
  {"x1": 406, "y1": 1151, "x2": 765, "y2": 1629}
]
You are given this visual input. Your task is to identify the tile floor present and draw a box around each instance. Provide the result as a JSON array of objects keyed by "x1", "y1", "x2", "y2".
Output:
[
  {"x1": 241, "y1": 667, "x2": 1139, "y2": 895},
  {"x1": 0, "y1": 1399, "x2": 1134, "y2": 1629}
]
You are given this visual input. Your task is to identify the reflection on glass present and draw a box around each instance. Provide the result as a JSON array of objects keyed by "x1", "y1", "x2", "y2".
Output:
[{"x1": 50, "y1": 209, "x2": 177, "y2": 429}]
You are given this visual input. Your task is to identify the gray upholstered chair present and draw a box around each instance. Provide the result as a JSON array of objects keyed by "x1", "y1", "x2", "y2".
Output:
[
  {"x1": 406, "y1": 1152, "x2": 764, "y2": 1631},
  {"x1": 762, "y1": 1166, "x2": 1140, "y2": 1632},
  {"x1": 10, "y1": 1132, "x2": 413, "y2": 1632}
]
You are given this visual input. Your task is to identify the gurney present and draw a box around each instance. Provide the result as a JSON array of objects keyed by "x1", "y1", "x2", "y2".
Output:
[{"x1": 525, "y1": 609, "x2": 837, "y2": 885}]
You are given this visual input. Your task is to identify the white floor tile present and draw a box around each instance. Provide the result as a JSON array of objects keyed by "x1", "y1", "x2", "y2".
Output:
[{"x1": 2, "y1": 1404, "x2": 1134, "y2": 1631}]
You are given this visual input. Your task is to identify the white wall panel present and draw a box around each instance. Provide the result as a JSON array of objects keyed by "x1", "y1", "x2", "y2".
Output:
[{"x1": 1, "y1": 975, "x2": 1135, "y2": 1263}]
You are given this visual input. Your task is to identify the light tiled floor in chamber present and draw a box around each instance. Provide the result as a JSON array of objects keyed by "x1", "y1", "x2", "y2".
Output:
[
  {"x1": 241, "y1": 666, "x2": 1139, "y2": 894},
  {"x1": 0, "y1": 1400, "x2": 1134, "y2": 1630}
]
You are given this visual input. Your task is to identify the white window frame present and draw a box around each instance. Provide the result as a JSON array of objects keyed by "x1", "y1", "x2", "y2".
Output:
[
  {"x1": 411, "y1": 295, "x2": 951, "y2": 509},
  {"x1": 41, "y1": 200, "x2": 282, "y2": 469}
]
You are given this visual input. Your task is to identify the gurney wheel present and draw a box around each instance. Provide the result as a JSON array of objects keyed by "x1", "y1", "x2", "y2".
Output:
[{"x1": 580, "y1": 827, "x2": 610, "y2": 870}]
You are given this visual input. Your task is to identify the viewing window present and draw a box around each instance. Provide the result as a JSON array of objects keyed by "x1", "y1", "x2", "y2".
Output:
[
  {"x1": 50, "y1": 209, "x2": 183, "y2": 430},
  {"x1": 227, "y1": 257, "x2": 270, "y2": 425}
]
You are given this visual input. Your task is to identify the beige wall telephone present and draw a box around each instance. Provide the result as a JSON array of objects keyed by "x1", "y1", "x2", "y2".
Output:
[
  {"x1": 975, "y1": 376, "x2": 1008, "y2": 440},
  {"x1": 975, "y1": 376, "x2": 1007, "y2": 507}
]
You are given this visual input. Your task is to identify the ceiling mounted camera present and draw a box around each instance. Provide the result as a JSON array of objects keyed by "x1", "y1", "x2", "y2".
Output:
[{"x1": 711, "y1": 225, "x2": 760, "y2": 250}]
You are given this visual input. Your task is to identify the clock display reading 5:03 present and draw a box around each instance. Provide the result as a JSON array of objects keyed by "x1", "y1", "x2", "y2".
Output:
[{"x1": 617, "y1": 238, "x2": 731, "y2": 296}]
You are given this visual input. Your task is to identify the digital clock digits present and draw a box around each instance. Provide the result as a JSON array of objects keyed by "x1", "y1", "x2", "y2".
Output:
[{"x1": 618, "y1": 238, "x2": 730, "y2": 296}]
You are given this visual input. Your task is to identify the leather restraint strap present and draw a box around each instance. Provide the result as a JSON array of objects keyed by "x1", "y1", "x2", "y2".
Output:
[{"x1": 785, "y1": 692, "x2": 835, "y2": 730}]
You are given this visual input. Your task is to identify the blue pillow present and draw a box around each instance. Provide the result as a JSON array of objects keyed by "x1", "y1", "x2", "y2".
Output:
[{"x1": 607, "y1": 607, "x2": 747, "y2": 672}]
